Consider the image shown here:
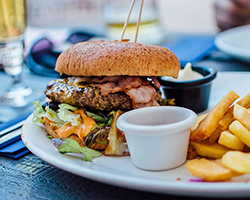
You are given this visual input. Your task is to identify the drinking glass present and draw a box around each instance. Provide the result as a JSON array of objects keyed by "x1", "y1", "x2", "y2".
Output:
[
  {"x1": 103, "y1": 0, "x2": 166, "y2": 44},
  {"x1": 0, "y1": 0, "x2": 39, "y2": 109}
]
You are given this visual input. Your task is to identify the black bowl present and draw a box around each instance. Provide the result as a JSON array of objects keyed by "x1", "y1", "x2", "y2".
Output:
[{"x1": 158, "y1": 65, "x2": 217, "y2": 113}]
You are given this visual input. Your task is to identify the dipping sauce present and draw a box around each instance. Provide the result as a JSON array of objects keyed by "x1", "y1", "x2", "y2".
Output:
[
  {"x1": 158, "y1": 65, "x2": 217, "y2": 113},
  {"x1": 163, "y1": 63, "x2": 203, "y2": 82},
  {"x1": 116, "y1": 106, "x2": 197, "y2": 171}
]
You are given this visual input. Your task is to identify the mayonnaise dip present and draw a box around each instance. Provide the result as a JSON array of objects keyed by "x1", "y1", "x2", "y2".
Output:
[{"x1": 163, "y1": 63, "x2": 203, "y2": 82}]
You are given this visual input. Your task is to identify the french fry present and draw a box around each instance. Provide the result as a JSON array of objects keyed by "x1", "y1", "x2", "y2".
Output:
[
  {"x1": 218, "y1": 130, "x2": 245, "y2": 151},
  {"x1": 187, "y1": 92, "x2": 250, "y2": 181},
  {"x1": 186, "y1": 158, "x2": 235, "y2": 182},
  {"x1": 190, "y1": 140, "x2": 230, "y2": 159},
  {"x1": 190, "y1": 114, "x2": 207, "y2": 133},
  {"x1": 207, "y1": 93, "x2": 250, "y2": 143},
  {"x1": 229, "y1": 120, "x2": 250, "y2": 147},
  {"x1": 190, "y1": 91, "x2": 240, "y2": 142},
  {"x1": 236, "y1": 92, "x2": 250, "y2": 109},
  {"x1": 218, "y1": 107, "x2": 234, "y2": 131},
  {"x1": 219, "y1": 92, "x2": 250, "y2": 130},
  {"x1": 222, "y1": 151, "x2": 250, "y2": 174},
  {"x1": 233, "y1": 103, "x2": 250, "y2": 130},
  {"x1": 208, "y1": 126, "x2": 223, "y2": 144}
]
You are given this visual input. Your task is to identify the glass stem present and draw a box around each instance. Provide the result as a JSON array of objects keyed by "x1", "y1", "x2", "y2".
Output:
[{"x1": 11, "y1": 72, "x2": 22, "y2": 85}]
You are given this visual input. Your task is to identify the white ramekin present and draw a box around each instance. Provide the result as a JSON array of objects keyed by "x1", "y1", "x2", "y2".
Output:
[{"x1": 116, "y1": 106, "x2": 197, "y2": 171}]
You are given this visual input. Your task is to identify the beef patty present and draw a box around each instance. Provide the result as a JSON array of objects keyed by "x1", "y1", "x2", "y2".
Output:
[
  {"x1": 45, "y1": 78, "x2": 132, "y2": 111},
  {"x1": 45, "y1": 77, "x2": 162, "y2": 111}
]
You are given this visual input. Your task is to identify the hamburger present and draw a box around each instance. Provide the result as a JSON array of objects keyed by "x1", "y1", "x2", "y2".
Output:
[{"x1": 33, "y1": 40, "x2": 180, "y2": 157}]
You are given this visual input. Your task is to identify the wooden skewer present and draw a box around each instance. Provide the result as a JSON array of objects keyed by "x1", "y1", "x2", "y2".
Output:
[
  {"x1": 120, "y1": 0, "x2": 136, "y2": 41},
  {"x1": 135, "y1": 0, "x2": 144, "y2": 43}
]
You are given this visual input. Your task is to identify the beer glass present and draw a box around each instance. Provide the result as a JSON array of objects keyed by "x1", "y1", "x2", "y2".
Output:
[
  {"x1": 0, "y1": 0, "x2": 38, "y2": 108},
  {"x1": 103, "y1": 0, "x2": 165, "y2": 44}
]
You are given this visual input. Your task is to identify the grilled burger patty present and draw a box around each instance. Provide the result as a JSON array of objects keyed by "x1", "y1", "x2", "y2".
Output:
[
  {"x1": 45, "y1": 79, "x2": 132, "y2": 111},
  {"x1": 45, "y1": 78, "x2": 162, "y2": 111}
]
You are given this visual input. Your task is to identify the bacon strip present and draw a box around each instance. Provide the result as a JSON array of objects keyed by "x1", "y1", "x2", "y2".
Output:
[
  {"x1": 100, "y1": 82, "x2": 122, "y2": 96},
  {"x1": 75, "y1": 76, "x2": 161, "y2": 109},
  {"x1": 118, "y1": 77, "x2": 142, "y2": 90},
  {"x1": 151, "y1": 77, "x2": 161, "y2": 89},
  {"x1": 91, "y1": 76, "x2": 123, "y2": 83},
  {"x1": 126, "y1": 85, "x2": 159, "y2": 109},
  {"x1": 126, "y1": 85, "x2": 155, "y2": 104}
]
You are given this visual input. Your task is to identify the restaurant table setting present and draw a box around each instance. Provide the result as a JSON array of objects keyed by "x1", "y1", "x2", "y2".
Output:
[{"x1": 1, "y1": 21, "x2": 250, "y2": 200}]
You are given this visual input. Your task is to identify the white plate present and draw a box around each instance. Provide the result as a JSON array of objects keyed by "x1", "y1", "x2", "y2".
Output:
[
  {"x1": 214, "y1": 25, "x2": 250, "y2": 63},
  {"x1": 22, "y1": 114, "x2": 250, "y2": 198}
]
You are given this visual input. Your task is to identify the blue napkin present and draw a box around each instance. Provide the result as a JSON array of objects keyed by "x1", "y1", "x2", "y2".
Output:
[
  {"x1": 0, "y1": 149, "x2": 30, "y2": 159},
  {"x1": 0, "y1": 112, "x2": 31, "y2": 159},
  {"x1": 0, "y1": 136, "x2": 30, "y2": 159},
  {"x1": 0, "y1": 134, "x2": 22, "y2": 149},
  {"x1": 162, "y1": 35, "x2": 215, "y2": 65},
  {"x1": 0, "y1": 135, "x2": 30, "y2": 159},
  {"x1": 0, "y1": 135, "x2": 26, "y2": 152}
]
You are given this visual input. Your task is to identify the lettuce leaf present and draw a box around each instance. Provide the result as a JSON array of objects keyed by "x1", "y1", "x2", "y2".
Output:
[
  {"x1": 44, "y1": 106, "x2": 64, "y2": 124},
  {"x1": 32, "y1": 101, "x2": 80, "y2": 126},
  {"x1": 57, "y1": 103, "x2": 79, "y2": 126},
  {"x1": 53, "y1": 138, "x2": 102, "y2": 161},
  {"x1": 32, "y1": 101, "x2": 46, "y2": 124},
  {"x1": 32, "y1": 101, "x2": 64, "y2": 125}
]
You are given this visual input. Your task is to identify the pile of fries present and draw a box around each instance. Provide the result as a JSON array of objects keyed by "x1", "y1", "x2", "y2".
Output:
[{"x1": 186, "y1": 91, "x2": 250, "y2": 182}]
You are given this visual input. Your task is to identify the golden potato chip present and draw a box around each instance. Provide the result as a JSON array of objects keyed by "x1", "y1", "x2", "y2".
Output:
[
  {"x1": 222, "y1": 151, "x2": 250, "y2": 174},
  {"x1": 190, "y1": 91, "x2": 239, "y2": 142},
  {"x1": 215, "y1": 158, "x2": 222, "y2": 165},
  {"x1": 218, "y1": 130, "x2": 245, "y2": 151},
  {"x1": 190, "y1": 140, "x2": 230, "y2": 159},
  {"x1": 186, "y1": 158, "x2": 234, "y2": 182}
]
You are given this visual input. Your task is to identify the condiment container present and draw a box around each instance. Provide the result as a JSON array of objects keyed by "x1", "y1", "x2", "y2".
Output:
[
  {"x1": 158, "y1": 65, "x2": 217, "y2": 113},
  {"x1": 116, "y1": 106, "x2": 197, "y2": 171}
]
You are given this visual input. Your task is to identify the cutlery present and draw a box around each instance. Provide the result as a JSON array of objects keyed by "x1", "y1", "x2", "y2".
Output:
[
  {"x1": 0, "y1": 127, "x2": 22, "y2": 146},
  {"x1": 0, "y1": 120, "x2": 25, "y2": 138}
]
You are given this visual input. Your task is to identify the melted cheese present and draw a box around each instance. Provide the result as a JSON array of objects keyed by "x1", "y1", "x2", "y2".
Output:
[{"x1": 56, "y1": 109, "x2": 96, "y2": 142}]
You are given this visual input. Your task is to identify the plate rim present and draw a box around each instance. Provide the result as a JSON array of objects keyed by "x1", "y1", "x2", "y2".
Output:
[
  {"x1": 214, "y1": 25, "x2": 250, "y2": 62},
  {"x1": 22, "y1": 114, "x2": 250, "y2": 198}
]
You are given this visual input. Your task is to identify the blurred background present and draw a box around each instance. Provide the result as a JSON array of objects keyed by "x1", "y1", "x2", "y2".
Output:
[
  {"x1": 26, "y1": 0, "x2": 218, "y2": 36},
  {"x1": 25, "y1": 0, "x2": 250, "y2": 45}
]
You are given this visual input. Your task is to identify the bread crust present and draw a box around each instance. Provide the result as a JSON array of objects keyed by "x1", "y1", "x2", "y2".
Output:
[{"x1": 55, "y1": 40, "x2": 180, "y2": 77}]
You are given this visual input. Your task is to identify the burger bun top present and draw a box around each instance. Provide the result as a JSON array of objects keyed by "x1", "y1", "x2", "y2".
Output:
[{"x1": 55, "y1": 40, "x2": 180, "y2": 78}]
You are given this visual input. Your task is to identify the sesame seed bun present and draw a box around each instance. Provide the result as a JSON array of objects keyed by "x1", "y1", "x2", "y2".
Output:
[{"x1": 55, "y1": 40, "x2": 180, "y2": 78}]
